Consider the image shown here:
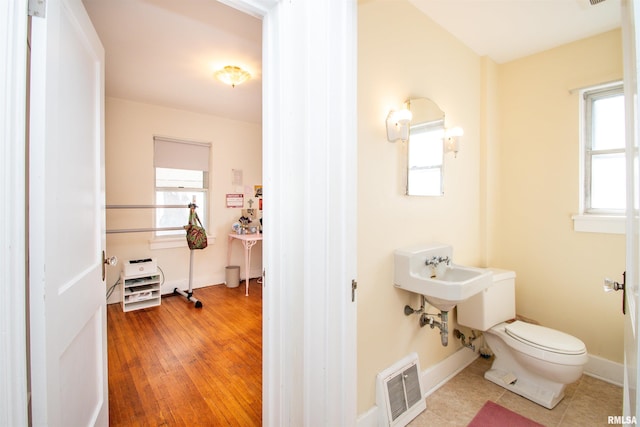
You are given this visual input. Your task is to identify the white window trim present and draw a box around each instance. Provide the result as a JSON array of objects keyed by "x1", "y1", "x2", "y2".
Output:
[
  {"x1": 153, "y1": 136, "x2": 212, "y2": 241},
  {"x1": 572, "y1": 214, "x2": 625, "y2": 234},
  {"x1": 573, "y1": 81, "x2": 625, "y2": 234},
  {"x1": 149, "y1": 233, "x2": 217, "y2": 250}
]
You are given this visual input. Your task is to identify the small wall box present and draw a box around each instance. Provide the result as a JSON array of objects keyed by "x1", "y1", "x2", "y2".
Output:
[{"x1": 120, "y1": 271, "x2": 161, "y2": 312}]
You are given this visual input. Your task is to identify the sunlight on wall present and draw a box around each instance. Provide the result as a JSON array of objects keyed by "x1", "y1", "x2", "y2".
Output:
[
  {"x1": 358, "y1": 0, "x2": 484, "y2": 413},
  {"x1": 358, "y1": 0, "x2": 624, "y2": 416}
]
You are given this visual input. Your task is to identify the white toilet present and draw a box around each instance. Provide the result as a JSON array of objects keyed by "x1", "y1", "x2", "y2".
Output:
[{"x1": 456, "y1": 268, "x2": 588, "y2": 409}]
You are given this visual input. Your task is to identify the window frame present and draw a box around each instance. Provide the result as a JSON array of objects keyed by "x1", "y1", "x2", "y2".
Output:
[
  {"x1": 583, "y1": 83, "x2": 625, "y2": 215},
  {"x1": 151, "y1": 137, "x2": 213, "y2": 248},
  {"x1": 573, "y1": 81, "x2": 625, "y2": 234},
  {"x1": 154, "y1": 169, "x2": 209, "y2": 237}
]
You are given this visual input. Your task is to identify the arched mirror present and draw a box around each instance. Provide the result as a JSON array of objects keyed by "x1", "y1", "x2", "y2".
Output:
[{"x1": 406, "y1": 98, "x2": 445, "y2": 196}]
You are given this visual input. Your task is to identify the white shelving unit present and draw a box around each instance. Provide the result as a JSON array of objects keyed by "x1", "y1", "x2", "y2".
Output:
[{"x1": 120, "y1": 271, "x2": 161, "y2": 312}]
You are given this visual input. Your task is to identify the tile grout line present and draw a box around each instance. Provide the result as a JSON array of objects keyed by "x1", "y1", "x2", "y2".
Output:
[{"x1": 556, "y1": 375, "x2": 583, "y2": 427}]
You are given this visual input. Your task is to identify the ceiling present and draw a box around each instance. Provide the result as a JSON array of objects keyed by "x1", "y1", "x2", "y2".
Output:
[
  {"x1": 408, "y1": 0, "x2": 621, "y2": 64},
  {"x1": 83, "y1": 0, "x2": 622, "y2": 125},
  {"x1": 83, "y1": 0, "x2": 262, "y2": 124}
]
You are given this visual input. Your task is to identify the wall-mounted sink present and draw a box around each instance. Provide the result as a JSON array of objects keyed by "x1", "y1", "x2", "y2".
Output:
[{"x1": 394, "y1": 243, "x2": 492, "y2": 311}]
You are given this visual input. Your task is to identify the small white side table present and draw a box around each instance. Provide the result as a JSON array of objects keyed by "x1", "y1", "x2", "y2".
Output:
[{"x1": 227, "y1": 233, "x2": 262, "y2": 296}]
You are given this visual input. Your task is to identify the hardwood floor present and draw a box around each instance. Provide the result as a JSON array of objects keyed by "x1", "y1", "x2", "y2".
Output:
[{"x1": 107, "y1": 280, "x2": 262, "y2": 426}]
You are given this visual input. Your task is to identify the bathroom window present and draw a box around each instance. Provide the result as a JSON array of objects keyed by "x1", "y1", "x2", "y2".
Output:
[
  {"x1": 583, "y1": 83, "x2": 625, "y2": 214},
  {"x1": 153, "y1": 137, "x2": 210, "y2": 237},
  {"x1": 574, "y1": 83, "x2": 625, "y2": 233}
]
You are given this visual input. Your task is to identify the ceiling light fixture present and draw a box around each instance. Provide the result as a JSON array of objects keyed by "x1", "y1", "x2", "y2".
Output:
[{"x1": 214, "y1": 65, "x2": 251, "y2": 88}]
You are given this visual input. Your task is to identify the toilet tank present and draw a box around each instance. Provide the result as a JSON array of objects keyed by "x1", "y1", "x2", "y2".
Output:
[{"x1": 457, "y1": 268, "x2": 516, "y2": 331}]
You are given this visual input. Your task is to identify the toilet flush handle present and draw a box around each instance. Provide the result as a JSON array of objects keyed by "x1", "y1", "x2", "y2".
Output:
[{"x1": 603, "y1": 272, "x2": 626, "y2": 315}]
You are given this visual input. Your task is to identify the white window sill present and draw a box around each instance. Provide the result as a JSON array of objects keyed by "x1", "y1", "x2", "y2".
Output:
[
  {"x1": 572, "y1": 214, "x2": 625, "y2": 234},
  {"x1": 149, "y1": 234, "x2": 216, "y2": 250}
]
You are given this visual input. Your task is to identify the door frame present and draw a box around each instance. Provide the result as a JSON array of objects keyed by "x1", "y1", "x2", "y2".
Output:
[
  {"x1": 2, "y1": 0, "x2": 358, "y2": 424},
  {"x1": 0, "y1": 1, "x2": 29, "y2": 426},
  {"x1": 221, "y1": 0, "x2": 358, "y2": 424},
  {"x1": 623, "y1": 0, "x2": 640, "y2": 418}
]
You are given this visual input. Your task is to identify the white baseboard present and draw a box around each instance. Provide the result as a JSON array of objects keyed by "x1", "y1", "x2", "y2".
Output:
[
  {"x1": 106, "y1": 276, "x2": 224, "y2": 305},
  {"x1": 163, "y1": 268, "x2": 262, "y2": 294},
  {"x1": 357, "y1": 348, "x2": 478, "y2": 427},
  {"x1": 421, "y1": 347, "x2": 479, "y2": 396},
  {"x1": 356, "y1": 406, "x2": 378, "y2": 427},
  {"x1": 584, "y1": 353, "x2": 624, "y2": 387},
  {"x1": 106, "y1": 269, "x2": 263, "y2": 305},
  {"x1": 355, "y1": 348, "x2": 624, "y2": 427}
]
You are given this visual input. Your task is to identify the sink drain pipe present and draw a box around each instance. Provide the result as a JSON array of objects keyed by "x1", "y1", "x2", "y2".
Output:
[
  {"x1": 405, "y1": 296, "x2": 449, "y2": 346},
  {"x1": 420, "y1": 311, "x2": 448, "y2": 346}
]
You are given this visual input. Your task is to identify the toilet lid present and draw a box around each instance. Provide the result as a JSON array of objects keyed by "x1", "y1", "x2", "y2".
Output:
[{"x1": 505, "y1": 321, "x2": 586, "y2": 355}]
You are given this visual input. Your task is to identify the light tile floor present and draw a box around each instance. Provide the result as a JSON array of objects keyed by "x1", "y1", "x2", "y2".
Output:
[{"x1": 409, "y1": 356, "x2": 623, "y2": 427}]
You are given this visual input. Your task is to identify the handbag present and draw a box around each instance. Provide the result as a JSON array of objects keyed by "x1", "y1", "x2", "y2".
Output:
[{"x1": 184, "y1": 208, "x2": 207, "y2": 250}]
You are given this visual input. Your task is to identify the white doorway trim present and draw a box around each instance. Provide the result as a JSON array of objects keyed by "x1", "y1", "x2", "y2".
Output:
[
  {"x1": 0, "y1": 1, "x2": 29, "y2": 426},
  {"x1": 0, "y1": 0, "x2": 359, "y2": 424},
  {"x1": 219, "y1": 0, "x2": 358, "y2": 424}
]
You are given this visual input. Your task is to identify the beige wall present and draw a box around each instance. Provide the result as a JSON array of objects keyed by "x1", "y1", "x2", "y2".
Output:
[
  {"x1": 492, "y1": 30, "x2": 624, "y2": 362},
  {"x1": 358, "y1": 0, "x2": 484, "y2": 412},
  {"x1": 358, "y1": 0, "x2": 624, "y2": 415},
  {"x1": 104, "y1": 3, "x2": 625, "y2": 415},
  {"x1": 105, "y1": 97, "x2": 262, "y2": 300}
]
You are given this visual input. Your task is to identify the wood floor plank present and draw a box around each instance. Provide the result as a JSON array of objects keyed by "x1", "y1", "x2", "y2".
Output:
[{"x1": 108, "y1": 280, "x2": 262, "y2": 426}]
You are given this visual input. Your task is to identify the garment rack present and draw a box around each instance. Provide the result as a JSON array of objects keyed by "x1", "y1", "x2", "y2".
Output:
[
  {"x1": 105, "y1": 203, "x2": 203, "y2": 308},
  {"x1": 106, "y1": 204, "x2": 187, "y2": 208},
  {"x1": 106, "y1": 204, "x2": 187, "y2": 234}
]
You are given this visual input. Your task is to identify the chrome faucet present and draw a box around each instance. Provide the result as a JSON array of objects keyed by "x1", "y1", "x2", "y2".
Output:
[{"x1": 425, "y1": 256, "x2": 450, "y2": 267}]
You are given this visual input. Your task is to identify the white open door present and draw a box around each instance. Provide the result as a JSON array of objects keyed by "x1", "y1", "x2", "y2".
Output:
[
  {"x1": 29, "y1": 0, "x2": 107, "y2": 425},
  {"x1": 622, "y1": 0, "x2": 640, "y2": 421}
]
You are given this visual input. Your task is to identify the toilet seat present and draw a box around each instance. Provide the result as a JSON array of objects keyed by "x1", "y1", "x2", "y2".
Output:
[
  {"x1": 504, "y1": 321, "x2": 586, "y2": 355},
  {"x1": 489, "y1": 321, "x2": 587, "y2": 366}
]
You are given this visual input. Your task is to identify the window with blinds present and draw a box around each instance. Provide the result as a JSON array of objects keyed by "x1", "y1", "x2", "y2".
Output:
[{"x1": 153, "y1": 137, "x2": 211, "y2": 236}]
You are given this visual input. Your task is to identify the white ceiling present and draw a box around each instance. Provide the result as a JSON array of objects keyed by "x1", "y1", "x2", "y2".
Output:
[
  {"x1": 83, "y1": 0, "x2": 622, "y2": 125},
  {"x1": 408, "y1": 0, "x2": 621, "y2": 63},
  {"x1": 83, "y1": 0, "x2": 263, "y2": 124}
]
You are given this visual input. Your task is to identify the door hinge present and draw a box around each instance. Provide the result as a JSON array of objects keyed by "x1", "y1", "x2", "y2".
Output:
[
  {"x1": 28, "y1": 0, "x2": 46, "y2": 18},
  {"x1": 351, "y1": 279, "x2": 357, "y2": 302}
]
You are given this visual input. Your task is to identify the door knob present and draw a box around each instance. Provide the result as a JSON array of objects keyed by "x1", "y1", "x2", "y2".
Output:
[
  {"x1": 603, "y1": 272, "x2": 626, "y2": 315},
  {"x1": 102, "y1": 251, "x2": 118, "y2": 281},
  {"x1": 603, "y1": 277, "x2": 624, "y2": 292}
]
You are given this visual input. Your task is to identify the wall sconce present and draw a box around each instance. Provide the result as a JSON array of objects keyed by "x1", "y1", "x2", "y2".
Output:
[
  {"x1": 386, "y1": 109, "x2": 412, "y2": 142},
  {"x1": 444, "y1": 127, "x2": 464, "y2": 157}
]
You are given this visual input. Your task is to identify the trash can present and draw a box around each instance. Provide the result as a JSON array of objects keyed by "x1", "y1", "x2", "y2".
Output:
[{"x1": 225, "y1": 265, "x2": 240, "y2": 288}]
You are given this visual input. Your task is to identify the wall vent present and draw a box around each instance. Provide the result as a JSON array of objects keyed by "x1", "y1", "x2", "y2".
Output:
[{"x1": 376, "y1": 352, "x2": 426, "y2": 427}]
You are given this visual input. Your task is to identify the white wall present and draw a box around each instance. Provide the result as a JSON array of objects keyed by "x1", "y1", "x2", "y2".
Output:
[{"x1": 104, "y1": 97, "x2": 262, "y2": 300}]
